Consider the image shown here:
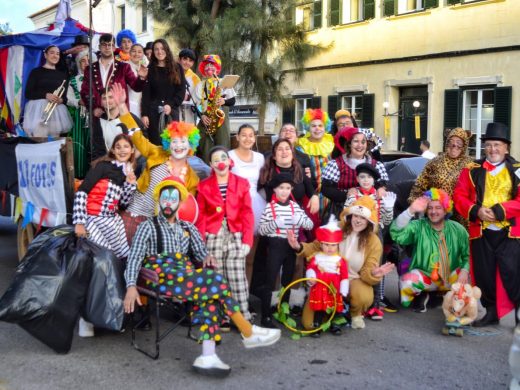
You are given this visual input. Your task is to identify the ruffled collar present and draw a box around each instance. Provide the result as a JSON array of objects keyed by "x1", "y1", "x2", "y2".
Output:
[{"x1": 297, "y1": 133, "x2": 334, "y2": 158}]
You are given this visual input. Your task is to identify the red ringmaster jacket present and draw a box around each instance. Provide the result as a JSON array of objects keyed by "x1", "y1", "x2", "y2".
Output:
[
  {"x1": 196, "y1": 171, "x2": 254, "y2": 247},
  {"x1": 453, "y1": 156, "x2": 520, "y2": 239}
]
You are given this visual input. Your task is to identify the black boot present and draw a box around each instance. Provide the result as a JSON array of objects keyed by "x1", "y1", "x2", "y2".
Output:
[
  {"x1": 473, "y1": 306, "x2": 499, "y2": 327},
  {"x1": 260, "y1": 316, "x2": 278, "y2": 329}
]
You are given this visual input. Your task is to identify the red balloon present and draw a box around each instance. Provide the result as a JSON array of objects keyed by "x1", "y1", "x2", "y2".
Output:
[{"x1": 177, "y1": 194, "x2": 199, "y2": 224}]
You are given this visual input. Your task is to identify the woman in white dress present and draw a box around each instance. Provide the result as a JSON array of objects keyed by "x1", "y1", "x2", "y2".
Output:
[
  {"x1": 229, "y1": 124, "x2": 266, "y2": 233},
  {"x1": 125, "y1": 43, "x2": 148, "y2": 118}
]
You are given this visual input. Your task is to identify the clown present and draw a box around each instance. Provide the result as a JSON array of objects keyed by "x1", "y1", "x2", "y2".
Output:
[
  {"x1": 109, "y1": 83, "x2": 202, "y2": 244},
  {"x1": 390, "y1": 188, "x2": 470, "y2": 312},
  {"x1": 124, "y1": 176, "x2": 280, "y2": 377},
  {"x1": 302, "y1": 216, "x2": 349, "y2": 336},
  {"x1": 295, "y1": 108, "x2": 335, "y2": 219},
  {"x1": 115, "y1": 29, "x2": 137, "y2": 62},
  {"x1": 194, "y1": 54, "x2": 237, "y2": 162},
  {"x1": 196, "y1": 146, "x2": 255, "y2": 324}
]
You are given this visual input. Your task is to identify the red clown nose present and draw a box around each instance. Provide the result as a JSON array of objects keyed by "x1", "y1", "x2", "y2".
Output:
[{"x1": 217, "y1": 162, "x2": 227, "y2": 171}]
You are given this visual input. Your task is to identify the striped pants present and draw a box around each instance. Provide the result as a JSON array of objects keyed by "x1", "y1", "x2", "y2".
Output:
[
  {"x1": 206, "y1": 222, "x2": 251, "y2": 320},
  {"x1": 86, "y1": 214, "x2": 129, "y2": 259},
  {"x1": 400, "y1": 268, "x2": 461, "y2": 307}
]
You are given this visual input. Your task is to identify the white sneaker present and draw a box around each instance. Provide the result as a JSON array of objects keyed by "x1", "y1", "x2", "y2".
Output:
[
  {"x1": 192, "y1": 354, "x2": 231, "y2": 377},
  {"x1": 242, "y1": 325, "x2": 281, "y2": 349},
  {"x1": 351, "y1": 316, "x2": 366, "y2": 329},
  {"x1": 78, "y1": 318, "x2": 94, "y2": 337}
]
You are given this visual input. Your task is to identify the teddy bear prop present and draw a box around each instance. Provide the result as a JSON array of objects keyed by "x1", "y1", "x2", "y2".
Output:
[{"x1": 442, "y1": 283, "x2": 482, "y2": 326}]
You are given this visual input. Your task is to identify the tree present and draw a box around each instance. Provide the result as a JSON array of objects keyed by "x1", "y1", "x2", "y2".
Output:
[
  {"x1": 146, "y1": 0, "x2": 329, "y2": 134},
  {"x1": 0, "y1": 22, "x2": 12, "y2": 36}
]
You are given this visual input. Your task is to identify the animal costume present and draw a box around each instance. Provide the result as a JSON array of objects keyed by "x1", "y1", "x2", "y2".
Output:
[{"x1": 442, "y1": 283, "x2": 482, "y2": 325}]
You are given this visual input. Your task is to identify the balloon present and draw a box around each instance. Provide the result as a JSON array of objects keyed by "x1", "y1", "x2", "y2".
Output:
[{"x1": 177, "y1": 194, "x2": 199, "y2": 224}]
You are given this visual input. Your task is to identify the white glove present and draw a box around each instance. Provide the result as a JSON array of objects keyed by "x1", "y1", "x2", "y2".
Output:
[
  {"x1": 382, "y1": 192, "x2": 397, "y2": 208},
  {"x1": 242, "y1": 243, "x2": 251, "y2": 257},
  {"x1": 339, "y1": 279, "x2": 350, "y2": 297}
]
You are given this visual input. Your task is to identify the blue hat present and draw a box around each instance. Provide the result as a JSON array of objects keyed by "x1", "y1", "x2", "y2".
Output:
[{"x1": 116, "y1": 29, "x2": 137, "y2": 47}]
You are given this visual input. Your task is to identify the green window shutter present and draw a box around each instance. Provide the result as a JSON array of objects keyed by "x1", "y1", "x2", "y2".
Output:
[
  {"x1": 447, "y1": 0, "x2": 461, "y2": 5},
  {"x1": 364, "y1": 0, "x2": 375, "y2": 20},
  {"x1": 286, "y1": 3, "x2": 295, "y2": 26},
  {"x1": 443, "y1": 89, "x2": 461, "y2": 131},
  {"x1": 424, "y1": 0, "x2": 438, "y2": 9},
  {"x1": 311, "y1": 96, "x2": 322, "y2": 109},
  {"x1": 362, "y1": 94, "x2": 375, "y2": 128},
  {"x1": 329, "y1": 0, "x2": 340, "y2": 26},
  {"x1": 383, "y1": 0, "x2": 395, "y2": 17},
  {"x1": 313, "y1": 0, "x2": 322, "y2": 29},
  {"x1": 282, "y1": 98, "x2": 296, "y2": 125},
  {"x1": 327, "y1": 95, "x2": 339, "y2": 122},
  {"x1": 493, "y1": 86, "x2": 512, "y2": 135}
]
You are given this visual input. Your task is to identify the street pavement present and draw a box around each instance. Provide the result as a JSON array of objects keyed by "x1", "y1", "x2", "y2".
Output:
[{"x1": 0, "y1": 217, "x2": 514, "y2": 390}]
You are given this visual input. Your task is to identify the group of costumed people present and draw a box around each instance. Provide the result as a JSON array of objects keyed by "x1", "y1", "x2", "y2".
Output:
[{"x1": 15, "y1": 27, "x2": 520, "y2": 377}]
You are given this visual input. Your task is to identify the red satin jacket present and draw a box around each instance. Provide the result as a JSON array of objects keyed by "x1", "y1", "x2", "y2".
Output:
[{"x1": 196, "y1": 172, "x2": 254, "y2": 247}]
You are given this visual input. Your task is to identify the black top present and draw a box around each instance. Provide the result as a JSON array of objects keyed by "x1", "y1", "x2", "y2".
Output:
[
  {"x1": 25, "y1": 67, "x2": 69, "y2": 104},
  {"x1": 78, "y1": 160, "x2": 126, "y2": 194},
  {"x1": 261, "y1": 165, "x2": 314, "y2": 206},
  {"x1": 141, "y1": 63, "x2": 186, "y2": 116}
]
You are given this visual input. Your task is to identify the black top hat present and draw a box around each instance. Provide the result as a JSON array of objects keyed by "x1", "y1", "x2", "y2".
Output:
[
  {"x1": 144, "y1": 41, "x2": 154, "y2": 51},
  {"x1": 270, "y1": 173, "x2": 295, "y2": 188},
  {"x1": 480, "y1": 122, "x2": 511, "y2": 144},
  {"x1": 355, "y1": 163, "x2": 380, "y2": 181},
  {"x1": 72, "y1": 34, "x2": 89, "y2": 47}
]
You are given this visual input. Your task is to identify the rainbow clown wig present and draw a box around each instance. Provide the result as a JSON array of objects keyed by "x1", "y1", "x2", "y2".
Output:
[
  {"x1": 424, "y1": 188, "x2": 453, "y2": 218},
  {"x1": 160, "y1": 121, "x2": 201, "y2": 155},
  {"x1": 301, "y1": 108, "x2": 332, "y2": 134}
]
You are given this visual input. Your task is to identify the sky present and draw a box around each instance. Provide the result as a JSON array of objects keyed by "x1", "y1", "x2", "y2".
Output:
[{"x1": 0, "y1": 0, "x2": 58, "y2": 33}]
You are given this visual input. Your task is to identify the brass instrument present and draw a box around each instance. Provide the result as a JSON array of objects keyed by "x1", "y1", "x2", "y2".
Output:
[
  {"x1": 205, "y1": 77, "x2": 225, "y2": 136},
  {"x1": 41, "y1": 80, "x2": 66, "y2": 125}
]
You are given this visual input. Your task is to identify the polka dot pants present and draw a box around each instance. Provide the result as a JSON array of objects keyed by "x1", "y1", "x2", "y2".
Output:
[{"x1": 143, "y1": 253, "x2": 241, "y2": 342}]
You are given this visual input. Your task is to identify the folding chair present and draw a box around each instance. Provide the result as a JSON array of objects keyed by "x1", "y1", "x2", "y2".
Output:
[{"x1": 131, "y1": 267, "x2": 190, "y2": 360}]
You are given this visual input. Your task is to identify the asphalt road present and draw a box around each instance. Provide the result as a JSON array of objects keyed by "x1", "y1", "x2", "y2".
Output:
[{"x1": 0, "y1": 217, "x2": 515, "y2": 390}]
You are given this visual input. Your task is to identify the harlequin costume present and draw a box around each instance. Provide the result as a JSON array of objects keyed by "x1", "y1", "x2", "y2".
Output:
[
  {"x1": 390, "y1": 189, "x2": 469, "y2": 307},
  {"x1": 73, "y1": 160, "x2": 136, "y2": 258},
  {"x1": 118, "y1": 112, "x2": 200, "y2": 243},
  {"x1": 295, "y1": 109, "x2": 334, "y2": 220},
  {"x1": 453, "y1": 123, "x2": 520, "y2": 322},
  {"x1": 196, "y1": 148, "x2": 254, "y2": 320},
  {"x1": 194, "y1": 54, "x2": 236, "y2": 162}
]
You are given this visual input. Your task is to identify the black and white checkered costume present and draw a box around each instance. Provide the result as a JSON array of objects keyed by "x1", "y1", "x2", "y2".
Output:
[
  {"x1": 125, "y1": 216, "x2": 208, "y2": 287},
  {"x1": 322, "y1": 157, "x2": 388, "y2": 185},
  {"x1": 73, "y1": 161, "x2": 136, "y2": 258}
]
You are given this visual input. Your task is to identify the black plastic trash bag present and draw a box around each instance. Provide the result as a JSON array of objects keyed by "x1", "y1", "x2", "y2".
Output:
[
  {"x1": 82, "y1": 241, "x2": 125, "y2": 331},
  {"x1": 0, "y1": 226, "x2": 93, "y2": 353}
]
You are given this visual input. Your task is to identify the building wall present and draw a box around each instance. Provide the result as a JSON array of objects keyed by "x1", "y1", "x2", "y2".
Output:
[{"x1": 283, "y1": 0, "x2": 520, "y2": 157}]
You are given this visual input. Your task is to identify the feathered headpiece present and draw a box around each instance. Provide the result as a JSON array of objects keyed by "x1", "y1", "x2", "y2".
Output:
[
  {"x1": 301, "y1": 108, "x2": 331, "y2": 133},
  {"x1": 423, "y1": 188, "x2": 453, "y2": 218},
  {"x1": 160, "y1": 121, "x2": 200, "y2": 155}
]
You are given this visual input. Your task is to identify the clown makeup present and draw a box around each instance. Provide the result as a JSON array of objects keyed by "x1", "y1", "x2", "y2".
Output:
[
  {"x1": 204, "y1": 63, "x2": 217, "y2": 77},
  {"x1": 112, "y1": 138, "x2": 134, "y2": 163},
  {"x1": 159, "y1": 187, "x2": 180, "y2": 218},
  {"x1": 273, "y1": 182, "x2": 292, "y2": 203},
  {"x1": 357, "y1": 173, "x2": 375, "y2": 191},
  {"x1": 210, "y1": 151, "x2": 230, "y2": 174},
  {"x1": 170, "y1": 136, "x2": 190, "y2": 160},
  {"x1": 320, "y1": 242, "x2": 339, "y2": 256},
  {"x1": 351, "y1": 214, "x2": 369, "y2": 232},
  {"x1": 350, "y1": 133, "x2": 367, "y2": 159},
  {"x1": 309, "y1": 119, "x2": 325, "y2": 141}
]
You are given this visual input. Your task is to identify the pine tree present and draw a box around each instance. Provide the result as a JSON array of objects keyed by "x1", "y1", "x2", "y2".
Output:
[{"x1": 147, "y1": 0, "x2": 327, "y2": 134}]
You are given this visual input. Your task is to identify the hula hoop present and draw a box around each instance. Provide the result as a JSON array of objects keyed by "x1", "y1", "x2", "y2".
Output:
[{"x1": 276, "y1": 277, "x2": 338, "y2": 335}]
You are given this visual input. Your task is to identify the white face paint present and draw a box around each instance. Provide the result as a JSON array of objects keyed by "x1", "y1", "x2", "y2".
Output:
[
  {"x1": 357, "y1": 173, "x2": 375, "y2": 191},
  {"x1": 170, "y1": 136, "x2": 190, "y2": 160},
  {"x1": 159, "y1": 188, "x2": 180, "y2": 218}
]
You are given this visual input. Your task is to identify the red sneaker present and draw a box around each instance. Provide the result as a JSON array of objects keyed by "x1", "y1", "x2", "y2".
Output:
[{"x1": 365, "y1": 307, "x2": 384, "y2": 321}]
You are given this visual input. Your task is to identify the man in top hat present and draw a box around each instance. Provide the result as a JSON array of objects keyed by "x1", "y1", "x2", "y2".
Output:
[{"x1": 453, "y1": 122, "x2": 520, "y2": 326}]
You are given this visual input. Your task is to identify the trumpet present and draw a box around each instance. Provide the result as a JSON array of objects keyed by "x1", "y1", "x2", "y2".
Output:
[{"x1": 41, "y1": 80, "x2": 66, "y2": 125}]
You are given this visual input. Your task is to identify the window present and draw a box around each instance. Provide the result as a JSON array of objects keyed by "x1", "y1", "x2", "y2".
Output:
[
  {"x1": 397, "y1": 0, "x2": 423, "y2": 14},
  {"x1": 462, "y1": 88, "x2": 494, "y2": 158},
  {"x1": 295, "y1": 1, "x2": 322, "y2": 31},
  {"x1": 342, "y1": 0, "x2": 364, "y2": 23},
  {"x1": 295, "y1": 97, "x2": 313, "y2": 129},
  {"x1": 330, "y1": 0, "x2": 376, "y2": 26},
  {"x1": 141, "y1": 1, "x2": 148, "y2": 33},
  {"x1": 341, "y1": 94, "x2": 364, "y2": 127},
  {"x1": 119, "y1": 5, "x2": 125, "y2": 30}
]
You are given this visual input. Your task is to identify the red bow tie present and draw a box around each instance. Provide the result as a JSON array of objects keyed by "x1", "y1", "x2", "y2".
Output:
[{"x1": 483, "y1": 161, "x2": 497, "y2": 172}]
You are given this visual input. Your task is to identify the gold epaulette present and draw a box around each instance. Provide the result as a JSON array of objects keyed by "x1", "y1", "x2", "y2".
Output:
[
  {"x1": 512, "y1": 163, "x2": 520, "y2": 168},
  {"x1": 467, "y1": 162, "x2": 481, "y2": 169}
]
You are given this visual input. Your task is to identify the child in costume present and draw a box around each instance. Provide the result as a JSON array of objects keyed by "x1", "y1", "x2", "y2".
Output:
[
  {"x1": 257, "y1": 173, "x2": 314, "y2": 328},
  {"x1": 345, "y1": 163, "x2": 397, "y2": 320},
  {"x1": 73, "y1": 133, "x2": 137, "y2": 337},
  {"x1": 302, "y1": 216, "x2": 349, "y2": 335},
  {"x1": 295, "y1": 108, "x2": 334, "y2": 221},
  {"x1": 196, "y1": 146, "x2": 254, "y2": 324},
  {"x1": 115, "y1": 29, "x2": 137, "y2": 62},
  {"x1": 178, "y1": 48, "x2": 201, "y2": 124},
  {"x1": 194, "y1": 54, "x2": 236, "y2": 162}
]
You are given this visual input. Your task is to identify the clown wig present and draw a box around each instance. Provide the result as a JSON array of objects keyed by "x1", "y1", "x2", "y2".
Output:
[
  {"x1": 301, "y1": 108, "x2": 332, "y2": 134},
  {"x1": 424, "y1": 188, "x2": 453, "y2": 218},
  {"x1": 116, "y1": 29, "x2": 137, "y2": 47},
  {"x1": 160, "y1": 122, "x2": 200, "y2": 155}
]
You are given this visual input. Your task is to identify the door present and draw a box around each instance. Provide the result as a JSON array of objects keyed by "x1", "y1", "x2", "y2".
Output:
[{"x1": 398, "y1": 87, "x2": 428, "y2": 154}]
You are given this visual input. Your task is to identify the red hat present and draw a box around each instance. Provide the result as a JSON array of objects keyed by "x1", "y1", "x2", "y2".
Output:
[
  {"x1": 315, "y1": 215, "x2": 343, "y2": 244},
  {"x1": 334, "y1": 127, "x2": 362, "y2": 154},
  {"x1": 198, "y1": 54, "x2": 222, "y2": 77}
]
